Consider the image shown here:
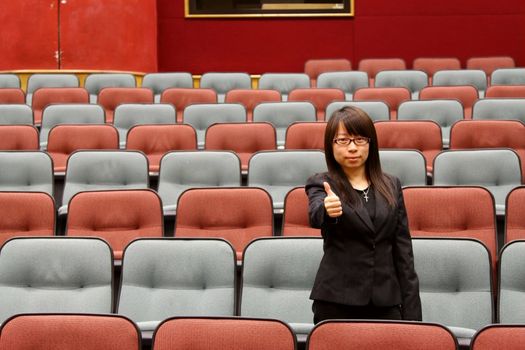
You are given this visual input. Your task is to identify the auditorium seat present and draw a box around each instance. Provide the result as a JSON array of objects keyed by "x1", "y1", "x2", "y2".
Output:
[
  {"x1": 0, "y1": 237, "x2": 113, "y2": 323},
  {"x1": 0, "y1": 192, "x2": 55, "y2": 247},
  {"x1": 224, "y1": 88, "x2": 281, "y2": 121},
  {"x1": 253, "y1": 101, "x2": 316, "y2": 148},
  {"x1": 449, "y1": 120, "x2": 525, "y2": 178},
  {"x1": 200, "y1": 72, "x2": 251, "y2": 102},
  {"x1": 282, "y1": 187, "x2": 320, "y2": 236},
  {"x1": 472, "y1": 98, "x2": 525, "y2": 122},
  {"x1": 84, "y1": 73, "x2": 136, "y2": 103},
  {"x1": 471, "y1": 325, "x2": 525, "y2": 350},
  {"x1": 432, "y1": 70, "x2": 487, "y2": 97},
  {"x1": 413, "y1": 238, "x2": 493, "y2": 340},
  {"x1": 259, "y1": 73, "x2": 311, "y2": 101},
  {"x1": 504, "y1": 186, "x2": 525, "y2": 243},
  {"x1": 47, "y1": 124, "x2": 119, "y2": 174},
  {"x1": 403, "y1": 186, "x2": 497, "y2": 281},
  {"x1": 126, "y1": 124, "x2": 197, "y2": 174},
  {"x1": 466, "y1": 56, "x2": 516, "y2": 82},
  {"x1": 375, "y1": 120, "x2": 442, "y2": 173},
  {"x1": 183, "y1": 103, "x2": 246, "y2": 148},
  {"x1": 288, "y1": 88, "x2": 345, "y2": 121},
  {"x1": 113, "y1": 104, "x2": 175, "y2": 148},
  {"x1": 118, "y1": 239, "x2": 236, "y2": 332},
  {"x1": 375, "y1": 70, "x2": 428, "y2": 99},
  {"x1": 0, "y1": 125, "x2": 38, "y2": 150},
  {"x1": 0, "y1": 89, "x2": 26, "y2": 104},
  {"x1": 379, "y1": 150, "x2": 427, "y2": 186},
  {"x1": 485, "y1": 85, "x2": 525, "y2": 98},
  {"x1": 398, "y1": 100, "x2": 464, "y2": 148},
  {"x1": 307, "y1": 320, "x2": 457, "y2": 350},
  {"x1": 142, "y1": 72, "x2": 193, "y2": 102},
  {"x1": 412, "y1": 57, "x2": 461, "y2": 83},
  {"x1": 66, "y1": 189, "x2": 163, "y2": 260},
  {"x1": 247, "y1": 150, "x2": 327, "y2": 212},
  {"x1": 498, "y1": 240, "x2": 525, "y2": 323},
  {"x1": 205, "y1": 122, "x2": 276, "y2": 173},
  {"x1": 152, "y1": 317, "x2": 295, "y2": 350},
  {"x1": 358, "y1": 58, "x2": 406, "y2": 86},
  {"x1": 419, "y1": 85, "x2": 479, "y2": 119},
  {"x1": 285, "y1": 122, "x2": 326, "y2": 150},
  {"x1": 0, "y1": 104, "x2": 33, "y2": 125},
  {"x1": 60, "y1": 150, "x2": 149, "y2": 214},
  {"x1": 316, "y1": 71, "x2": 369, "y2": 100},
  {"x1": 175, "y1": 187, "x2": 274, "y2": 260},
  {"x1": 157, "y1": 151, "x2": 241, "y2": 216},
  {"x1": 0, "y1": 314, "x2": 140, "y2": 350},
  {"x1": 40, "y1": 104, "x2": 105, "y2": 149},
  {"x1": 160, "y1": 88, "x2": 217, "y2": 122},
  {"x1": 433, "y1": 149, "x2": 522, "y2": 215},
  {"x1": 97, "y1": 87, "x2": 154, "y2": 123},
  {"x1": 26, "y1": 73, "x2": 79, "y2": 105},
  {"x1": 0, "y1": 74, "x2": 20, "y2": 88},
  {"x1": 353, "y1": 87, "x2": 411, "y2": 119},
  {"x1": 0, "y1": 151, "x2": 53, "y2": 196},
  {"x1": 491, "y1": 68, "x2": 525, "y2": 86},
  {"x1": 325, "y1": 101, "x2": 390, "y2": 122},
  {"x1": 304, "y1": 58, "x2": 352, "y2": 87},
  {"x1": 240, "y1": 237, "x2": 323, "y2": 338},
  {"x1": 31, "y1": 87, "x2": 89, "y2": 125}
]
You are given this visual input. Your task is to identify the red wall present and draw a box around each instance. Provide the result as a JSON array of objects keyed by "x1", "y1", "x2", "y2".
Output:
[{"x1": 157, "y1": 0, "x2": 525, "y2": 74}]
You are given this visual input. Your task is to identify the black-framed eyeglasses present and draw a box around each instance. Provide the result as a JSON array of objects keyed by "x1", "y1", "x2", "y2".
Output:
[{"x1": 333, "y1": 137, "x2": 370, "y2": 146}]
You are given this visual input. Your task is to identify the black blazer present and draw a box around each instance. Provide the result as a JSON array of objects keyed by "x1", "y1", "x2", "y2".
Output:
[{"x1": 305, "y1": 172, "x2": 422, "y2": 321}]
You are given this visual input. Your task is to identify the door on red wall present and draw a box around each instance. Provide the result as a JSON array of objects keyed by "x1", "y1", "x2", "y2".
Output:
[{"x1": 0, "y1": 0, "x2": 157, "y2": 72}]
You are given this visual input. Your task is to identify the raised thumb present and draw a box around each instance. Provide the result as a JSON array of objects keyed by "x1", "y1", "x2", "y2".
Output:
[{"x1": 323, "y1": 182, "x2": 335, "y2": 196}]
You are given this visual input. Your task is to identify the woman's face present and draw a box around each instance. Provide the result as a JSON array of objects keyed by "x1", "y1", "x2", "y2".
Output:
[{"x1": 332, "y1": 122, "x2": 370, "y2": 175}]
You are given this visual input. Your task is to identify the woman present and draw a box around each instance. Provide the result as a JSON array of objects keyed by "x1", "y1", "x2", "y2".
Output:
[{"x1": 306, "y1": 106, "x2": 422, "y2": 323}]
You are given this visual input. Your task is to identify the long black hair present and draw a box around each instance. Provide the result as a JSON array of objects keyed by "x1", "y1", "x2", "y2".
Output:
[{"x1": 324, "y1": 106, "x2": 396, "y2": 207}]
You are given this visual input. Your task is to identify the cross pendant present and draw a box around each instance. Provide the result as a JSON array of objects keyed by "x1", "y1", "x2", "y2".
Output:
[{"x1": 363, "y1": 192, "x2": 369, "y2": 202}]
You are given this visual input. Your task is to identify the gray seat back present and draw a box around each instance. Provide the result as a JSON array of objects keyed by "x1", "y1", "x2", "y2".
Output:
[
  {"x1": 0, "y1": 237, "x2": 113, "y2": 323},
  {"x1": 118, "y1": 238, "x2": 236, "y2": 325},
  {"x1": 40, "y1": 104, "x2": 105, "y2": 149},
  {"x1": 0, "y1": 151, "x2": 53, "y2": 195},
  {"x1": 84, "y1": 73, "x2": 136, "y2": 103},
  {"x1": 375, "y1": 70, "x2": 428, "y2": 99},
  {"x1": 253, "y1": 102, "x2": 316, "y2": 148},
  {"x1": 142, "y1": 72, "x2": 193, "y2": 102},
  {"x1": 433, "y1": 70, "x2": 487, "y2": 97},
  {"x1": 413, "y1": 238, "x2": 493, "y2": 330},
  {"x1": 0, "y1": 74, "x2": 20, "y2": 88},
  {"x1": 258, "y1": 73, "x2": 310, "y2": 101},
  {"x1": 499, "y1": 240, "x2": 525, "y2": 323},
  {"x1": 241, "y1": 237, "x2": 323, "y2": 334},
  {"x1": 472, "y1": 99, "x2": 525, "y2": 123},
  {"x1": 157, "y1": 151, "x2": 241, "y2": 215},
  {"x1": 0, "y1": 105, "x2": 33, "y2": 125},
  {"x1": 247, "y1": 150, "x2": 327, "y2": 211},
  {"x1": 200, "y1": 73, "x2": 251, "y2": 102},
  {"x1": 326, "y1": 101, "x2": 389, "y2": 122},
  {"x1": 26, "y1": 74, "x2": 79, "y2": 105},
  {"x1": 379, "y1": 150, "x2": 427, "y2": 186},
  {"x1": 398, "y1": 100, "x2": 464, "y2": 148},
  {"x1": 113, "y1": 104, "x2": 176, "y2": 148},
  {"x1": 316, "y1": 71, "x2": 369, "y2": 100},
  {"x1": 491, "y1": 68, "x2": 525, "y2": 86},
  {"x1": 433, "y1": 149, "x2": 522, "y2": 215},
  {"x1": 61, "y1": 151, "x2": 149, "y2": 213},
  {"x1": 183, "y1": 104, "x2": 246, "y2": 148}
]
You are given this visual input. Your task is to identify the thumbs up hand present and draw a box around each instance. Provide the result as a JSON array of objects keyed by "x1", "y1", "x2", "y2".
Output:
[{"x1": 323, "y1": 182, "x2": 343, "y2": 218}]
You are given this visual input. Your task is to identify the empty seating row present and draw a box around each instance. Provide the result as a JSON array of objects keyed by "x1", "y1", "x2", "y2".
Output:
[{"x1": 1, "y1": 236, "x2": 525, "y2": 346}]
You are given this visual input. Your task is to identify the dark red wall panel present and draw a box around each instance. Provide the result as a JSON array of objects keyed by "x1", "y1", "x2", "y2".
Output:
[
  {"x1": 60, "y1": 0, "x2": 157, "y2": 72},
  {"x1": 157, "y1": 0, "x2": 525, "y2": 73},
  {"x1": 0, "y1": 1, "x2": 58, "y2": 69}
]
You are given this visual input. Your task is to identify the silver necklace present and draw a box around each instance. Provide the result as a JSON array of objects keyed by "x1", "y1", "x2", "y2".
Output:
[{"x1": 360, "y1": 186, "x2": 370, "y2": 202}]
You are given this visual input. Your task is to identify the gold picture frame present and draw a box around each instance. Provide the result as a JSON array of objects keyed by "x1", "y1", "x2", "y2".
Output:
[{"x1": 184, "y1": 0, "x2": 354, "y2": 18}]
